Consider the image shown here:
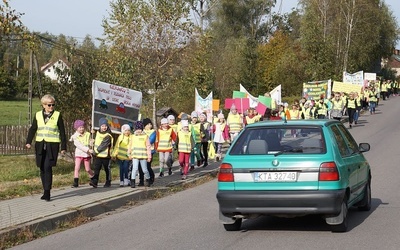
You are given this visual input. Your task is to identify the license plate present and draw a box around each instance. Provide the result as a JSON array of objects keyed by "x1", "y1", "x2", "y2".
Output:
[{"x1": 254, "y1": 172, "x2": 297, "y2": 182}]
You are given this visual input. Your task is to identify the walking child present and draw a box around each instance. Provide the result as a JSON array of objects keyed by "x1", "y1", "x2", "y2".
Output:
[
  {"x1": 175, "y1": 120, "x2": 194, "y2": 180},
  {"x1": 128, "y1": 121, "x2": 152, "y2": 188},
  {"x1": 112, "y1": 124, "x2": 132, "y2": 187},
  {"x1": 70, "y1": 119, "x2": 94, "y2": 187},
  {"x1": 89, "y1": 117, "x2": 113, "y2": 188},
  {"x1": 156, "y1": 118, "x2": 176, "y2": 176},
  {"x1": 213, "y1": 113, "x2": 229, "y2": 162}
]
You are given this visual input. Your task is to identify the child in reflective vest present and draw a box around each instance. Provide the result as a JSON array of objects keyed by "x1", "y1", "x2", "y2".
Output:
[
  {"x1": 128, "y1": 121, "x2": 152, "y2": 188},
  {"x1": 112, "y1": 124, "x2": 132, "y2": 187},
  {"x1": 69, "y1": 120, "x2": 94, "y2": 188},
  {"x1": 175, "y1": 120, "x2": 194, "y2": 180},
  {"x1": 156, "y1": 118, "x2": 176, "y2": 176}
]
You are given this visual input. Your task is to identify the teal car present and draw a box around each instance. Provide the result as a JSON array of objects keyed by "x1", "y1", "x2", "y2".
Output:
[{"x1": 217, "y1": 119, "x2": 371, "y2": 232}]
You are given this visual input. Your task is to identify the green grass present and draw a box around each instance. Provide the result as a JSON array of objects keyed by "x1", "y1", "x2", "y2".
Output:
[
  {"x1": 0, "y1": 99, "x2": 42, "y2": 126},
  {"x1": 0, "y1": 153, "x2": 163, "y2": 200}
]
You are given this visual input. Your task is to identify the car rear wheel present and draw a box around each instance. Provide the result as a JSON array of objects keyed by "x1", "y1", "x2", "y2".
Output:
[
  {"x1": 330, "y1": 196, "x2": 348, "y2": 233},
  {"x1": 358, "y1": 180, "x2": 371, "y2": 211},
  {"x1": 223, "y1": 218, "x2": 242, "y2": 231}
]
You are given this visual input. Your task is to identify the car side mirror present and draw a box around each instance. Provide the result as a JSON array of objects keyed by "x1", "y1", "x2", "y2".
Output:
[{"x1": 359, "y1": 143, "x2": 370, "y2": 153}]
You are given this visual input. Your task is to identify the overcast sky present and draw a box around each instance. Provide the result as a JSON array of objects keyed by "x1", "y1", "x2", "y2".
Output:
[{"x1": 9, "y1": 0, "x2": 400, "y2": 47}]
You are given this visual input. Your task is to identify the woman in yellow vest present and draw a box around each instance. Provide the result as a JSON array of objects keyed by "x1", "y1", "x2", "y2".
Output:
[
  {"x1": 90, "y1": 117, "x2": 113, "y2": 188},
  {"x1": 112, "y1": 124, "x2": 132, "y2": 187},
  {"x1": 156, "y1": 118, "x2": 177, "y2": 176},
  {"x1": 70, "y1": 119, "x2": 94, "y2": 188},
  {"x1": 26, "y1": 94, "x2": 67, "y2": 201},
  {"x1": 128, "y1": 121, "x2": 152, "y2": 188},
  {"x1": 368, "y1": 86, "x2": 378, "y2": 114},
  {"x1": 175, "y1": 120, "x2": 194, "y2": 180},
  {"x1": 345, "y1": 92, "x2": 359, "y2": 128},
  {"x1": 331, "y1": 92, "x2": 345, "y2": 121}
]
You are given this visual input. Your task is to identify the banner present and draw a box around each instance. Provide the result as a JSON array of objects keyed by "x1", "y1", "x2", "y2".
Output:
[
  {"x1": 92, "y1": 80, "x2": 142, "y2": 133},
  {"x1": 303, "y1": 80, "x2": 331, "y2": 100},
  {"x1": 239, "y1": 84, "x2": 258, "y2": 108},
  {"x1": 212, "y1": 99, "x2": 220, "y2": 111},
  {"x1": 233, "y1": 90, "x2": 246, "y2": 98},
  {"x1": 332, "y1": 81, "x2": 363, "y2": 94},
  {"x1": 195, "y1": 88, "x2": 213, "y2": 123},
  {"x1": 269, "y1": 84, "x2": 281, "y2": 108},
  {"x1": 364, "y1": 72, "x2": 377, "y2": 81},
  {"x1": 343, "y1": 71, "x2": 364, "y2": 85}
]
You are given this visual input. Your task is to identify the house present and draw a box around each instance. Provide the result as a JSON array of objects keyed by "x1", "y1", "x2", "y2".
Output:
[
  {"x1": 40, "y1": 59, "x2": 70, "y2": 81},
  {"x1": 383, "y1": 49, "x2": 400, "y2": 77}
]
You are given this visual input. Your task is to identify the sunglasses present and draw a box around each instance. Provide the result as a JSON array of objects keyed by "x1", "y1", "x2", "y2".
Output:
[{"x1": 47, "y1": 104, "x2": 55, "y2": 107}]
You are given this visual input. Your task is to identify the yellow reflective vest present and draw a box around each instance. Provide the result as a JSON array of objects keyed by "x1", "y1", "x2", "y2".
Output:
[
  {"x1": 157, "y1": 128, "x2": 173, "y2": 151},
  {"x1": 112, "y1": 134, "x2": 131, "y2": 160},
  {"x1": 177, "y1": 130, "x2": 192, "y2": 153},
  {"x1": 130, "y1": 134, "x2": 149, "y2": 159},
  {"x1": 36, "y1": 111, "x2": 61, "y2": 143},
  {"x1": 94, "y1": 132, "x2": 113, "y2": 158},
  {"x1": 227, "y1": 113, "x2": 242, "y2": 133}
]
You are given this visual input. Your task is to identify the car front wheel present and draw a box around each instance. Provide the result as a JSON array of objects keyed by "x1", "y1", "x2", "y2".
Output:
[{"x1": 223, "y1": 218, "x2": 242, "y2": 231}]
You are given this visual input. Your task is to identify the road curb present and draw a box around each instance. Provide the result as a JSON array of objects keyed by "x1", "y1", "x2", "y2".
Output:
[{"x1": 0, "y1": 167, "x2": 220, "y2": 241}]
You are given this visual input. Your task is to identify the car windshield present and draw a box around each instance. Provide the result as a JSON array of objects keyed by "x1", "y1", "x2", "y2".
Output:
[{"x1": 229, "y1": 126, "x2": 326, "y2": 155}]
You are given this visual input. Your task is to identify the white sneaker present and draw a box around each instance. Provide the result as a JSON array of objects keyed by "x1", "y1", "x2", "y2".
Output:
[
  {"x1": 119, "y1": 181, "x2": 124, "y2": 187},
  {"x1": 124, "y1": 178, "x2": 129, "y2": 186}
]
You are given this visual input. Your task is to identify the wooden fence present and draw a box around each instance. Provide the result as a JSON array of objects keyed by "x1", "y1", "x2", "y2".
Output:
[{"x1": 0, "y1": 125, "x2": 75, "y2": 155}]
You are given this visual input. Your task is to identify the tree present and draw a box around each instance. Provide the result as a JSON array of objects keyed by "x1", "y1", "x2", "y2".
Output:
[{"x1": 101, "y1": 0, "x2": 193, "y2": 122}]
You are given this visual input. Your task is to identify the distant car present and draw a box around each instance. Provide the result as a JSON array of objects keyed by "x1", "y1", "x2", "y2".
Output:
[
  {"x1": 216, "y1": 119, "x2": 371, "y2": 232},
  {"x1": 116, "y1": 102, "x2": 126, "y2": 113}
]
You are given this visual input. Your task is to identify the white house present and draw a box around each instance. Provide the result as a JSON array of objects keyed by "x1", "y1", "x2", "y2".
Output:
[{"x1": 40, "y1": 59, "x2": 70, "y2": 81}]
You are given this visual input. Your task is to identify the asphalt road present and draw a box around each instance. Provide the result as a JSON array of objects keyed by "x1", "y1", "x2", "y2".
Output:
[{"x1": 12, "y1": 97, "x2": 400, "y2": 250}]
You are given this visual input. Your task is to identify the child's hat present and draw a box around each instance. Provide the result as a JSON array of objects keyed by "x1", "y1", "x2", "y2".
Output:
[
  {"x1": 181, "y1": 120, "x2": 189, "y2": 127},
  {"x1": 167, "y1": 114, "x2": 175, "y2": 120},
  {"x1": 161, "y1": 118, "x2": 168, "y2": 124},
  {"x1": 73, "y1": 120, "x2": 85, "y2": 129},
  {"x1": 230, "y1": 104, "x2": 237, "y2": 111},
  {"x1": 99, "y1": 117, "x2": 108, "y2": 127},
  {"x1": 199, "y1": 113, "x2": 206, "y2": 119},
  {"x1": 143, "y1": 118, "x2": 152, "y2": 127},
  {"x1": 135, "y1": 121, "x2": 144, "y2": 130},
  {"x1": 217, "y1": 113, "x2": 224, "y2": 119},
  {"x1": 191, "y1": 111, "x2": 198, "y2": 118},
  {"x1": 121, "y1": 124, "x2": 131, "y2": 133}
]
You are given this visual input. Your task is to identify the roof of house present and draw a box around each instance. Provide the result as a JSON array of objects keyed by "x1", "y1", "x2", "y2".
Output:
[{"x1": 40, "y1": 59, "x2": 70, "y2": 72}]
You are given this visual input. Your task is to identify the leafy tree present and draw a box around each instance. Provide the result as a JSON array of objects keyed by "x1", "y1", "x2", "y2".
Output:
[{"x1": 101, "y1": 0, "x2": 193, "y2": 122}]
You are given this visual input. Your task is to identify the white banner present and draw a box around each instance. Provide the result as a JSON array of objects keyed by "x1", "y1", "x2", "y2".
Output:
[
  {"x1": 195, "y1": 88, "x2": 213, "y2": 123},
  {"x1": 239, "y1": 84, "x2": 258, "y2": 108},
  {"x1": 364, "y1": 72, "x2": 377, "y2": 81},
  {"x1": 270, "y1": 84, "x2": 282, "y2": 107},
  {"x1": 92, "y1": 80, "x2": 142, "y2": 133},
  {"x1": 343, "y1": 71, "x2": 364, "y2": 85}
]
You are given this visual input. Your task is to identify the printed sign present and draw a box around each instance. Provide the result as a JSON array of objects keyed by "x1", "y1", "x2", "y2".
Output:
[
  {"x1": 92, "y1": 80, "x2": 142, "y2": 133},
  {"x1": 332, "y1": 81, "x2": 363, "y2": 94}
]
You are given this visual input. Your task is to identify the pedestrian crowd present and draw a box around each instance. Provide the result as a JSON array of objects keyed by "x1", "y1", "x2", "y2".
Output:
[{"x1": 26, "y1": 79, "x2": 397, "y2": 200}]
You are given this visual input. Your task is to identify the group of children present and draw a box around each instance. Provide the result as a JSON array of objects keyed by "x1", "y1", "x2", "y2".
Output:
[{"x1": 69, "y1": 111, "x2": 233, "y2": 188}]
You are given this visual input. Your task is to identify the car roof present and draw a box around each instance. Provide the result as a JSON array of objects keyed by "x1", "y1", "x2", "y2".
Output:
[{"x1": 246, "y1": 119, "x2": 341, "y2": 128}]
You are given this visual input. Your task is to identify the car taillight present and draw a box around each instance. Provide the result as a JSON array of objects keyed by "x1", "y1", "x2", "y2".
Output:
[
  {"x1": 218, "y1": 163, "x2": 234, "y2": 182},
  {"x1": 319, "y1": 162, "x2": 339, "y2": 181}
]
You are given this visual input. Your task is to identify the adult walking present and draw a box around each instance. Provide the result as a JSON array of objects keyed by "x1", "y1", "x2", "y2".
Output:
[{"x1": 26, "y1": 94, "x2": 67, "y2": 201}]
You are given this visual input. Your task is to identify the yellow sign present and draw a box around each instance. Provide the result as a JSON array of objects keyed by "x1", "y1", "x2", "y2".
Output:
[{"x1": 332, "y1": 81, "x2": 362, "y2": 94}]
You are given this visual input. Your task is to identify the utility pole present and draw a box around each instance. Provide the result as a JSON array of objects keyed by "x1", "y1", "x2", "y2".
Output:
[{"x1": 28, "y1": 50, "x2": 33, "y2": 125}]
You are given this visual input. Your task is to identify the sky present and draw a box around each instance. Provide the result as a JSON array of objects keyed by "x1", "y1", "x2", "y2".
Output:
[{"x1": 8, "y1": 0, "x2": 400, "y2": 47}]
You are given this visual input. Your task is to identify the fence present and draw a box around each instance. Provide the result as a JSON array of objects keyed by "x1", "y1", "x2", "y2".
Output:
[{"x1": 0, "y1": 125, "x2": 75, "y2": 155}]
